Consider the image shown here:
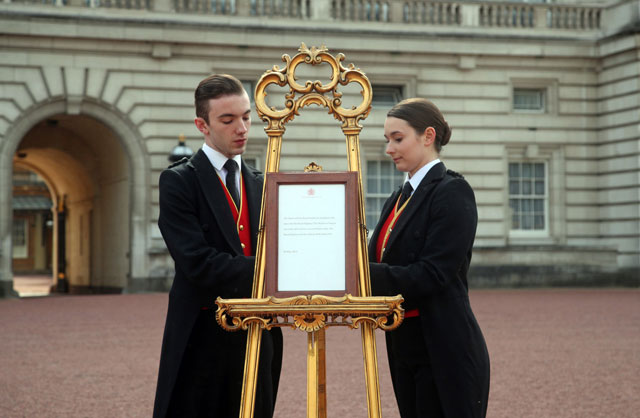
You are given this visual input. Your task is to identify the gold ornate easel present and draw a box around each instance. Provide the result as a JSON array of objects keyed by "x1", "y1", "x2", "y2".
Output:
[{"x1": 216, "y1": 44, "x2": 404, "y2": 418}]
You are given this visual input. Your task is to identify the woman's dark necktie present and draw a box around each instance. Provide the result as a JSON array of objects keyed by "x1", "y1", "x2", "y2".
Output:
[{"x1": 398, "y1": 181, "x2": 413, "y2": 207}]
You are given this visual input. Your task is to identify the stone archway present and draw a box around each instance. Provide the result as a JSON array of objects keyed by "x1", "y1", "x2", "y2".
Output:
[{"x1": 0, "y1": 99, "x2": 150, "y2": 296}]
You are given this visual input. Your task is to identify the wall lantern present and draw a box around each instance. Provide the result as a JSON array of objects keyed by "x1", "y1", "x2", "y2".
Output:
[{"x1": 168, "y1": 134, "x2": 194, "y2": 163}]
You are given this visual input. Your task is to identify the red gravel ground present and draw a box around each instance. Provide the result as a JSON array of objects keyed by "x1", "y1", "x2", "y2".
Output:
[{"x1": 0, "y1": 289, "x2": 638, "y2": 417}]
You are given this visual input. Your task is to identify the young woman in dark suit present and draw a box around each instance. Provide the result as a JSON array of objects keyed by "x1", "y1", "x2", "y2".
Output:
[{"x1": 369, "y1": 98, "x2": 490, "y2": 418}]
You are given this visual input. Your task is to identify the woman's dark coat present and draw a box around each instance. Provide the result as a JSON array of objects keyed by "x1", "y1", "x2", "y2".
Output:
[{"x1": 369, "y1": 162, "x2": 490, "y2": 417}]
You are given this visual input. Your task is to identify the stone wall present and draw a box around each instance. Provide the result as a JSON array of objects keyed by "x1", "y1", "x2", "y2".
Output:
[{"x1": 0, "y1": 1, "x2": 638, "y2": 291}]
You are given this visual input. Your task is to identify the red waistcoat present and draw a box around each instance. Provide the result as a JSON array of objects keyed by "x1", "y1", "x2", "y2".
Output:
[
  {"x1": 218, "y1": 175, "x2": 253, "y2": 256},
  {"x1": 375, "y1": 196, "x2": 408, "y2": 263},
  {"x1": 375, "y1": 195, "x2": 419, "y2": 318}
]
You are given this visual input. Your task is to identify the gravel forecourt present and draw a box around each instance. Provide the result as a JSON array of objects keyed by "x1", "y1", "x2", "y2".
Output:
[{"x1": 0, "y1": 288, "x2": 637, "y2": 417}]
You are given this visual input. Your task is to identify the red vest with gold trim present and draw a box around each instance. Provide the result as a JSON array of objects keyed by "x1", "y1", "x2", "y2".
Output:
[
  {"x1": 375, "y1": 196, "x2": 408, "y2": 263},
  {"x1": 218, "y1": 175, "x2": 253, "y2": 256}
]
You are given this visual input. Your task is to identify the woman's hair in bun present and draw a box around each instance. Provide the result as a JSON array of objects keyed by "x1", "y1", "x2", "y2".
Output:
[{"x1": 387, "y1": 98, "x2": 451, "y2": 152}]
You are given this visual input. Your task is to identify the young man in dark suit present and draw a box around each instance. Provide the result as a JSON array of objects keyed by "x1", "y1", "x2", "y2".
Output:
[{"x1": 153, "y1": 74, "x2": 282, "y2": 418}]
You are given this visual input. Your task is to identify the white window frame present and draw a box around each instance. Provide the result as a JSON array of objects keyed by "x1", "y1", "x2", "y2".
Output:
[
  {"x1": 506, "y1": 144, "x2": 566, "y2": 245},
  {"x1": 241, "y1": 80, "x2": 255, "y2": 103},
  {"x1": 364, "y1": 159, "x2": 406, "y2": 233},
  {"x1": 12, "y1": 218, "x2": 28, "y2": 259},
  {"x1": 508, "y1": 161, "x2": 549, "y2": 238},
  {"x1": 243, "y1": 139, "x2": 266, "y2": 172},
  {"x1": 371, "y1": 84, "x2": 404, "y2": 108},
  {"x1": 242, "y1": 156, "x2": 260, "y2": 171},
  {"x1": 513, "y1": 88, "x2": 546, "y2": 112},
  {"x1": 510, "y1": 78, "x2": 557, "y2": 115}
]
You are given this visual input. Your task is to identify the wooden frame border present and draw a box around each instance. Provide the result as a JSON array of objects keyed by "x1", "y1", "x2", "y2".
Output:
[{"x1": 265, "y1": 171, "x2": 359, "y2": 298}]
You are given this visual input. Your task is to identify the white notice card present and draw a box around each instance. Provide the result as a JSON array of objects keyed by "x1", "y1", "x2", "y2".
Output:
[{"x1": 277, "y1": 184, "x2": 345, "y2": 292}]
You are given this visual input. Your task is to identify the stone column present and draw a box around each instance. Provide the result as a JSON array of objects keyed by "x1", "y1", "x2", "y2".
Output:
[
  {"x1": 461, "y1": 4, "x2": 480, "y2": 27},
  {"x1": 390, "y1": 0, "x2": 404, "y2": 24},
  {"x1": 0, "y1": 206, "x2": 15, "y2": 298},
  {"x1": 310, "y1": 0, "x2": 331, "y2": 21},
  {"x1": 534, "y1": 7, "x2": 548, "y2": 29},
  {"x1": 236, "y1": 0, "x2": 251, "y2": 17},
  {"x1": 153, "y1": 0, "x2": 173, "y2": 13}
]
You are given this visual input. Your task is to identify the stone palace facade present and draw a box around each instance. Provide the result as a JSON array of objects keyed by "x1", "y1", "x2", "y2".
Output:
[{"x1": 0, "y1": 0, "x2": 638, "y2": 295}]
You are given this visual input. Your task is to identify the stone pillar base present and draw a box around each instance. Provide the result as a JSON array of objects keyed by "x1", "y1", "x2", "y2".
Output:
[
  {"x1": 127, "y1": 276, "x2": 173, "y2": 293},
  {"x1": 469, "y1": 265, "x2": 640, "y2": 288},
  {"x1": 0, "y1": 280, "x2": 19, "y2": 298}
]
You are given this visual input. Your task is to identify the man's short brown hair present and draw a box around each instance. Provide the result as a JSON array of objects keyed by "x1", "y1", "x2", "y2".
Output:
[{"x1": 195, "y1": 74, "x2": 246, "y2": 123}]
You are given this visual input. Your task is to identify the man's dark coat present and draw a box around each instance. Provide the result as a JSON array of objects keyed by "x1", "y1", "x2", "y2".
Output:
[
  {"x1": 153, "y1": 149, "x2": 282, "y2": 418},
  {"x1": 369, "y1": 162, "x2": 490, "y2": 417}
]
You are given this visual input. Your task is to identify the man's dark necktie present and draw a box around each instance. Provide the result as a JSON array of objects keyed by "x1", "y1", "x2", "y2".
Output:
[
  {"x1": 398, "y1": 181, "x2": 413, "y2": 207},
  {"x1": 224, "y1": 159, "x2": 240, "y2": 208}
]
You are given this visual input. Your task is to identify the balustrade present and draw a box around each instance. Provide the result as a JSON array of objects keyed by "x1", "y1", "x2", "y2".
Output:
[
  {"x1": 1, "y1": 0, "x2": 606, "y2": 30},
  {"x1": 479, "y1": 4, "x2": 534, "y2": 28},
  {"x1": 401, "y1": 1, "x2": 460, "y2": 25},
  {"x1": 100, "y1": 0, "x2": 150, "y2": 9},
  {"x1": 250, "y1": 0, "x2": 309, "y2": 18},
  {"x1": 7, "y1": 0, "x2": 152, "y2": 9},
  {"x1": 332, "y1": 0, "x2": 390, "y2": 22},
  {"x1": 547, "y1": 5, "x2": 601, "y2": 30},
  {"x1": 173, "y1": 0, "x2": 235, "y2": 14},
  {"x1": 6, "y1": 0, "x2": 61, "y2": 4},
  {"x1": 171, "y1": 0, "x2": 310, "y2": 16}
]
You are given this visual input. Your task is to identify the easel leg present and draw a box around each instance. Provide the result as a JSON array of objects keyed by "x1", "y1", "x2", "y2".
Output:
[
  {"x1": 239, "y1": 323, "x2": 262, "y2": 418},
  {"x1": 318, "y1": 329, "x2": 327, "y2": 418},
  {"x1": 361, "y1": 324, "x2": 382, "y2": 418},
  {"x1": 307, "y1": 329, "x2": 328, "y2": 418}
]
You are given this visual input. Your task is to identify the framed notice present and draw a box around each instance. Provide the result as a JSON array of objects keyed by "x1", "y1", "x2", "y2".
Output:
[{"x1": 265, "y1": 171, "x2": 359, "y2": 298}]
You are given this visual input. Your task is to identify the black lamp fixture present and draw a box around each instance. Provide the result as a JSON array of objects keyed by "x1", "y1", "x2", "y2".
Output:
[{"x1": 168, "y1": 134, "x2": 194, "y2": 163}]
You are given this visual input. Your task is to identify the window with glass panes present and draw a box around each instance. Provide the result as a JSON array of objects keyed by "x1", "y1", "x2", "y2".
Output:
[
  {"x1": 508, "y1": 162, "x2": 547, "y2": 231},
  {"x1": 366, "y1": 160, "x2": 405, "y2": 229},
  {"x1": 513, "y1": 88, "x2": 545, "y2": 112},
  {"x1": 12, "y1": 218, "x2": 28, "y2": 258},
  {"x1": 243, "y1": 157, "x2": 257, "y2": 169},
  {"x1": 372, "y1": 85, "x2": 403, "y2": 108},
  {"x1": 241, "y1": 80, "x2": 254, "y2": 103}
]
